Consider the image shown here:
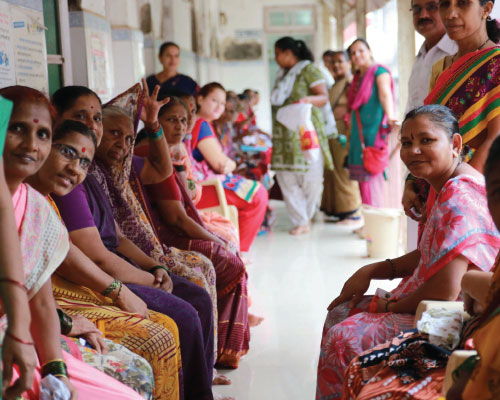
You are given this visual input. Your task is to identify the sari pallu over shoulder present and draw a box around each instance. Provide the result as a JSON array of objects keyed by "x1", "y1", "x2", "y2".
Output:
[
  {"x1": 424, "y1": 46, "x2": 500, "y2": 144},
  {"x1": 0, "y1": 183, "x2": 69, "y2": 339},
  {"x1": 18, "y1": 184, "x2": 69, "y2": 298},
  {"x1": 2, "y1": 184, "x2": 146, "y2": 400}
]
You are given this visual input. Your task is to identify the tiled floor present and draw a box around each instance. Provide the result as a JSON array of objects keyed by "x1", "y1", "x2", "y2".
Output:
[{"x1": 214, "y1": 201, "x2": 401, "y2": 400}]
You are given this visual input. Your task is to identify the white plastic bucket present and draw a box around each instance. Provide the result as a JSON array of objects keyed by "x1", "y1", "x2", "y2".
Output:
[{"x1": 362, "y1": 205, "x2": 403, "y2": 259}]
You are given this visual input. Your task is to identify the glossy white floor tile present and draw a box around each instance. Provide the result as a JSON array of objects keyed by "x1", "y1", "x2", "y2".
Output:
[{"x1": 214, "y1": 201, "x2": 400, "y2": 400}]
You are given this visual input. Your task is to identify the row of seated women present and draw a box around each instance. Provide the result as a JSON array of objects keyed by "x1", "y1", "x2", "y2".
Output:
[
  {"x1": 0, "y1": 76, "x2": 268, "y2": 399},
  {"x1": 316, "y1": 1, "x2": 500, "y2": 398}
]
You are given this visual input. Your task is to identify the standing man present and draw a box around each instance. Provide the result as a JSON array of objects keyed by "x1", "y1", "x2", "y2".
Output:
[{"x1": 406, "y1": 0, "x2": 457, "y2": 113}]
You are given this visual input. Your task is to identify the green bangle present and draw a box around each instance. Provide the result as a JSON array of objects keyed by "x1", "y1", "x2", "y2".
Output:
[
  {"x1": 41, "y1": 360, "x2": 69, "y2": 378},
  {"x1": 111, "y1": 280, "x2": 123, "y2": 302},
  {"x1": 405, "y1": 173, "x2": 417, "y2": 183},
  {"x1": 147, "y1": 127, "x2": 164, "y2": 140},
  {"x1": 101, "y1": 279, "x2": 120, "y2": 297},
  {"x1": 385, "y1": 299, "x2": 397, "y2": 313},
  {"x1": 149, "y1": 265, "x2": 171, "y2": 277},
  {"x1": 386, "y1": 258, "x2": 396, "y2": 280},
  {"x1": 56, "y1": 309, "x2": 73, "y2": 335},
  {"x1": 452, "y1": 355, "x2": 480, "y2": 382}
]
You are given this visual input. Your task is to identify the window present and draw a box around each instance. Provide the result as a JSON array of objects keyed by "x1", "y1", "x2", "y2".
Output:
[{"x1": 43, "y1": 0, "x2": 72, "y2": 94}]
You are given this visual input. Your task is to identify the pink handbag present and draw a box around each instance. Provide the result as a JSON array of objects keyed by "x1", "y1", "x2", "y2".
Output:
[{"x1": 355, "y1": 110, "x2": 388, "y2": 175}]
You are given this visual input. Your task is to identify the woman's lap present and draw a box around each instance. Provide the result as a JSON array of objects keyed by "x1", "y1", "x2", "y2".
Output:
[{"x1": 317, "y1": 298, "x2": 414, "y2": 400}]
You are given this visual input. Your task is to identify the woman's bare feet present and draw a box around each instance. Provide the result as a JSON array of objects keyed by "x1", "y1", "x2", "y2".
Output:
[
  {"x1": 213, "y1": 393, "x2": 235, "y2": 400},
  {"x1": 289, "y1": 224, "x2": 310, "y2": 235},
  {"x1": 249, "y1": 313, "x2": 264, "y2": 327},
  {"x1": 353, "y1": 226, "x2": 365, "y2": 239},
  {"x1": 213, "y1": 369, "x2": 232, "y2": 385},
  {"x1": 336, "y1": 217, "x2": 362, "y2": 226}
]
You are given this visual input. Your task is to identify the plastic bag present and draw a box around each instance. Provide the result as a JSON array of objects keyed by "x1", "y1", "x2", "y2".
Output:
[
  {"x1": 417, "y1": 308, "x2": 464, "y2": 350},
  {"x1": 276, "y1": 102, "x2": 320, "y2": 162}
]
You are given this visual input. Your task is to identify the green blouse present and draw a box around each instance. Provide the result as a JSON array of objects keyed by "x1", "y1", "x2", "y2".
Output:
[{"x1": 0, "y1": 96, "x2": 13, "y2": 157}]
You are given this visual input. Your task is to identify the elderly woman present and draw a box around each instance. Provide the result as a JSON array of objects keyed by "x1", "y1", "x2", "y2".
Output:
[
  {"x1": 316, "y1": 105, "x2": 500, "y2": 399},
  {"x1": 404, "y1": 0, "x2": 500, "y2": 220}
]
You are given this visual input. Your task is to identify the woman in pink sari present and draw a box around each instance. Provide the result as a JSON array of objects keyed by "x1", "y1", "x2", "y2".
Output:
[
  {"x1": 346, "y1": 38, "x2": 397, "y2": 207},
  {"x1": 1, "y1": 85, "x2": 143, "y2": 400},
  {"x1": 316, "y1": 105, "x2": 500, "y2": 399}
]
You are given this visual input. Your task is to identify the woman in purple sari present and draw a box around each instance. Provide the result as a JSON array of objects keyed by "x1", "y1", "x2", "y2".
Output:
[{"x1": 50, "y1": 83, "x2": 216, "y2": 400}]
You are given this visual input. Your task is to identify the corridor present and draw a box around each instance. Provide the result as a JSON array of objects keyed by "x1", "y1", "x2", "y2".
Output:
[{"x1": 215, "y1": 201, "x2": 399, "y2": 400}]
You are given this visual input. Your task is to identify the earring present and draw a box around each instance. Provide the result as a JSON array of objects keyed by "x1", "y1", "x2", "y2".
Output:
[
  {"x1": 452, "y1": 151, "x2": 458, "y2": 158},
  {"x1": 487, "y1": 15, "x2": 492, "y2": 21}
]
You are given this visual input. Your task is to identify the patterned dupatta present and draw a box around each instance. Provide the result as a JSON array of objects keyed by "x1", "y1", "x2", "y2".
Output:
[
  {"x1": 0, "y1": 184, "x2": 69, "y2": 335},
  {"x1": 392, "y1": 174, "x2": 500, "y2": 300},
  {"x1": 89, "y1": 85, "x2": 176, "y2": 268},
  {"x1": 424, "y1": 46, "x2": 500, "y2": 144}
]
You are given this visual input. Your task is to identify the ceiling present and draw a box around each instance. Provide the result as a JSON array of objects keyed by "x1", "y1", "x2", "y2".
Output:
[{"x1": 323, "y1": 0, "x2": 392, "y2": 17}]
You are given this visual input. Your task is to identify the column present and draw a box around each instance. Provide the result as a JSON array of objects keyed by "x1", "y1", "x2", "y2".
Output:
[
  {"x1": 397, "y1": 0, "x2": 416, "y2": 119},
  {"x1": 356, "y1": 0, "x2": 366, "y2": 39},
  {"x1": 335, "y1": 3, "x2": 344, "y2": 49}
]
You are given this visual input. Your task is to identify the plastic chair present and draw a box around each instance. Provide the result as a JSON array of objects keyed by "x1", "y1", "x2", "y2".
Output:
[{"x1": 198, "y1": 178, "x2": 239, "y2": 232}]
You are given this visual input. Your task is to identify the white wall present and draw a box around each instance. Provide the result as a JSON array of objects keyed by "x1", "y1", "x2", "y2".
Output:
[{"x1": 217, "y1": 0, "x2": 324, "y2": 132}]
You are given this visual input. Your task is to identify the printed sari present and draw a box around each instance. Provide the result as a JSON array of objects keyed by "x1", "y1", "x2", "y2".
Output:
[
  {"x1": 84, "y1": 84, "x2": 215, "y2": 399},
  {"x1": 167, "y1": 141, "x2": 240, "y2": 249},
  {"x1": 424, "y1": 46, "x2": 500, "y2": 147},
  {"x1": 316, "y1": 174, "x2": 500, "y2": 399},
  {"x1": 342, "y1": 256, "x2": 500, "y2": 400},
  {"x1": 3, "y1": 184, "x2": 143, "y2": 400},
  {"x1": 137, "y1": 159, "x2": 250, "y2": 368}
]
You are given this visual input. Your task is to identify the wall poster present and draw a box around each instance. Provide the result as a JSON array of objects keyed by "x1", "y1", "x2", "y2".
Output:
[
  {"x1": 10, "y1": 4, "x2": 48, "y2": 94},
  {"x1": 0, "y1": 1, "x2": 15, "y2": 87}
]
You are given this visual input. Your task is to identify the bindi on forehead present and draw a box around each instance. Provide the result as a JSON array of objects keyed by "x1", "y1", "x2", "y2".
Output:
[
  {"x1": 81, "y1": 147, "x2": 86, "y2": 153},
  {"x1": 33, "y1": 119, "x2": 39, "y2": 123}
]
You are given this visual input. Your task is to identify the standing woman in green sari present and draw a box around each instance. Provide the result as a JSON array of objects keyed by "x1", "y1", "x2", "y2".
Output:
[
  {"x1": 346, "y1": 38, "x2": 397, "y2": 208},
  {"x1": 271, "y1": 36, "x2": 333, "y2": 235}
]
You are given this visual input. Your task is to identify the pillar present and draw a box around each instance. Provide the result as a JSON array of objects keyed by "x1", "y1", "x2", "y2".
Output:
[
  {"x1": 356, "y1": 0, "x2": 366, "y2": 39},
  {"x1": 322, "y1": 4, "x2": 333, "y2": 50},
  {"x1": 397, "y1": 0, "x2": 415, "y2": 119},
  {"x1": 335, "y1": 3, "x2": 344, "y2": 49}
]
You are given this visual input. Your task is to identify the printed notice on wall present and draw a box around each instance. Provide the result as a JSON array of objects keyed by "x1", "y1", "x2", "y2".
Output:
[
  {"x1": 86, "y1": 30, "x2": 113, "y2": 102},
  {"x1": 11, "y1": 5, "x2": 48, "y2": 94},
  {"x1": 0, "y1": 1, "x2": 15, "y2": 87}
]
